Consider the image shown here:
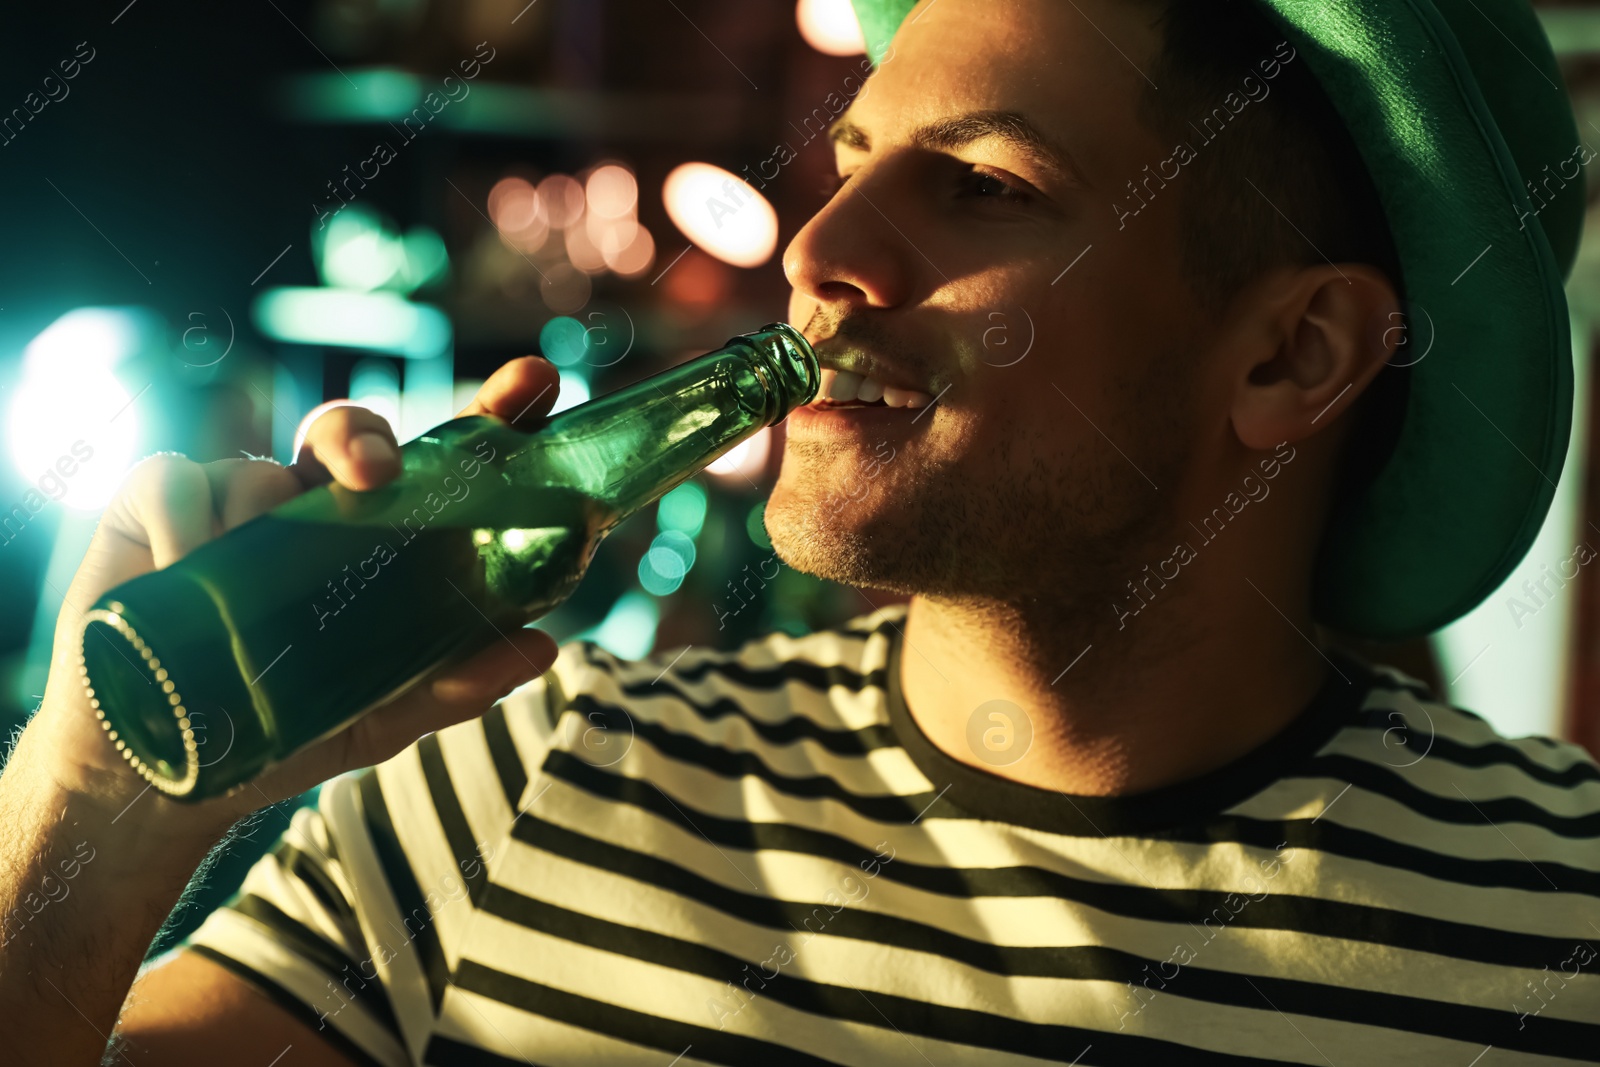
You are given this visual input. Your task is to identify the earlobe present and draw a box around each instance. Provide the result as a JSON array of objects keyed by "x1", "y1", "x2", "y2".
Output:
[{"x1": 1231, "y1": 264, "x2": 1398, "y2": 452}]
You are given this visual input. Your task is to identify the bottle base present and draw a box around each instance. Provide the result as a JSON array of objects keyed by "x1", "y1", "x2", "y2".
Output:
[{"x1": 78, "y1": 603, "x2": 204, "y2": 798}]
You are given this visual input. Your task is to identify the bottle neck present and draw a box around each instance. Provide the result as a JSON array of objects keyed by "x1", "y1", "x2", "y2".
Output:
[{"x1": 512, "y1": 323, "x2": 818, "y2": 525}]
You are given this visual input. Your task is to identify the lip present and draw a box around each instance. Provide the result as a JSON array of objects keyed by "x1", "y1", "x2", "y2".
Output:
[
  {"x1": 808, "y1": 344, "x2": 936, "y2": 398},
  {"x1": 787, "y1": 398, "x2": 936, "y2": 436}
]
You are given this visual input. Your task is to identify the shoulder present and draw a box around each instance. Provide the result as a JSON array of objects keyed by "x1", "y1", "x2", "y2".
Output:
[
  {"x1": 1340, "y1": 659, "x2": 1600, "y2": 806},
  {"x1": 489, "y1": 601, "x2": 908, "y2": 780},
  {"x1": 583, "y1": 602, "x2": 902, "y2": 702},
  {"x1": 1305, "y1": 655, "x2": 1600, "y2": 878}
]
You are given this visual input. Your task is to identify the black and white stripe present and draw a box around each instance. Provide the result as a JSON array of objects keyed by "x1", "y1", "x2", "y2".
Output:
[{"x1": 185, "y1": 606, "x2": 1600, "y2": 1065}]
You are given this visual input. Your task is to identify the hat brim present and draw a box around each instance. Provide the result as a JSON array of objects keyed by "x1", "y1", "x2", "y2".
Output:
[{"x1": 850, "y1": 0, "x2": 1577, "y2": 640}]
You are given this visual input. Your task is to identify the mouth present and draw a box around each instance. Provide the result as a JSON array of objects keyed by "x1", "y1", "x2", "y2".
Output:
[{"x1": 804, "y1": 368, "x2": 936, "y2": 410}]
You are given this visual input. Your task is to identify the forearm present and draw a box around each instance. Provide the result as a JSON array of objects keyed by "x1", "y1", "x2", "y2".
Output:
[{"x1": 0, "y1": 709, "x2": 234, "y2": 1066}]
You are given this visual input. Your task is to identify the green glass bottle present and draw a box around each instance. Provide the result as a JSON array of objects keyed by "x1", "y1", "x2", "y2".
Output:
[{"x1": 75, "y1": 323, "x2": 817, "y2": 800}]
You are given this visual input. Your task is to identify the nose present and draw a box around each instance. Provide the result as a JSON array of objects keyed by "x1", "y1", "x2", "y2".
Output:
[{"x1": 782, "y1": 166, "x2": 915, "y2": 315}]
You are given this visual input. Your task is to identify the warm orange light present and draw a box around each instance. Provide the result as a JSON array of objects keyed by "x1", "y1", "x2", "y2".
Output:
[
  {"x1": 586, "y1": 164, "x2": 638, "y2": 219},
  {"x1": 604, "y1": 223, "x2": 656, "y2": 278},
  {"x1": 539, "y1": 174, "x2": 586, "y2": 229},
  {"x1": 707, "y1": 426, "x2": 772, "y2": 479},
  {"x1": 564, "y1": 217, "x2": 607, "y2": 274},
  {"x1": 662, "y1": 162, "x2": 778, "y2": 269},
  {"x1": 586, "y1": 209, "x2": 637, "y2": 248},
  {"x1": 796, "y1": 0, "x2": 866, "y2": 56},
  {"x1": 488, "y1": 177, "x2": 541, "y2": 231}
]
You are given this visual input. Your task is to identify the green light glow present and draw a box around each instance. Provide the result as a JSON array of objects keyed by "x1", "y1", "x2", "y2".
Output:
[
  {"x1": 657, "y1": 482, "x2": 708, "y2": 537},
  {"x1": 314, "y1": 204, "x2": 449, "y2": 295},
  {"x1": 540, "y1": 317, "x2": 590, "y2": 367},
  {"x1": 580, "y1": 591, "x2": 660, "y2": 657},
  {"x1": 252, "y1": 288, "x2": 451, "y2": 358},
  {"x1": 746, "y1": 501, "x2": 772, "y2": 549}
]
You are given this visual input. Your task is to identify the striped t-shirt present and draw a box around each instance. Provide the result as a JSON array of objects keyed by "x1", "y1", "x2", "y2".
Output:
[{"x1": 183, "y1": 604, "x2": 1600, "y2": 1065}]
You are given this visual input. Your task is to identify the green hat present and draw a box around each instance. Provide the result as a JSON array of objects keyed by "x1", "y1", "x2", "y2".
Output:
[{"x1": 850, "y1": 0, "x2": 1584, "y2": 640}]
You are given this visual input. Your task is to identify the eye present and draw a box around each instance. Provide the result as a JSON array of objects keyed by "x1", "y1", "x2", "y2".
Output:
[{"x1": 959, "y1": 168, "x2": 1030, "y2": 202}]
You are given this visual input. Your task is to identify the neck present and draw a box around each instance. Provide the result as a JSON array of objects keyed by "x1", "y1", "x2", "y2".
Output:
[{"x1": 897, "y1": 535, "x2": 1334, "y2": 797}]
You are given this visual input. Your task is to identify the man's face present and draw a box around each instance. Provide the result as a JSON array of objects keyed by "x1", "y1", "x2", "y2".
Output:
[{"x1": 767, "y1": 0, "x2": 1216, "y2": 609}]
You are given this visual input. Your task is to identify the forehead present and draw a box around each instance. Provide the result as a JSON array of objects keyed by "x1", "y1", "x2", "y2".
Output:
[{"x1": 846, "y1": 0, "x2": 1162, "y2": 177}]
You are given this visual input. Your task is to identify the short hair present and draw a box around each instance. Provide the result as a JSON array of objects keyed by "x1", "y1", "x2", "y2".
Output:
[{"x1": 1133, "y1": 0, "x2": 1410, "y2": 504}]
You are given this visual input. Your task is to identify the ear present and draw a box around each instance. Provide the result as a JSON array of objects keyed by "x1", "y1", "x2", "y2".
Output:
[{"x1": 1229, "y1": 264, "x2": 1400, "y2": 451}]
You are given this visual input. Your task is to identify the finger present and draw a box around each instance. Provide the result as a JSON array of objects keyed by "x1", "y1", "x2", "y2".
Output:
[
  {"x1": 237, "y1": 628, "x2": 558, "y2": 810},
  {"x1": 116, "y1": 453, "x2": 219, "y2": 569},
  {"x1": 456, "y1": 356, "x2": 561, "y2": 427},
  {"x1": 336, "y1": 628, "x2": 557, "y2": 770},
  {"x1": 422, "y1": 627, "x2": 560, "y2": 709},
  {"x1": 289, "y1": 403, "x2": 401, "y2": 492},
  {"x1": 201, "y1": 458, "x2": 304, "y2": 530}
]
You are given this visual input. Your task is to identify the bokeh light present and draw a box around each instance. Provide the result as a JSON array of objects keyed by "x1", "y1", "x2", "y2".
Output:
[
  {"x1": 706, "y1": 426, "x2": 771, "y2": 479},
  {"x1": 254, "y1": 288, "x2": 452, "y2": 358},
  {"x1": 564, "y1": 218, "x2": 608, "y2": 274},
  {"x1": 8, "y1": 309, "x2": 144, "y2": 511},
  {"x1": 796, "y1": 0, "x2": 867, "y2": 55},
  {"x1": 489, "y1": 176, "x2": 550, "y2": 253},
  {"x1": 638, "y1": 530, "x2": 697, "y2": 597},
  {"x1": 317, "y1": 205, "x2": 407, "y2": 291},
  {"x1": 399, "y1": 227, "x2": 450, "y2": 290},
  {"x1": 583, "y1": 590, "x2": 659, "y2": 658},
  {"x1": 587, "y1": 210, "x2": 637, "y2": 249},
  {"x1": 662, "y1": 162, "x2": 778, "y2": 268},
  {"x1": 586, "y1": 164, "x2": 638, "y2": 219},
  {"x1": 657, "y1": 482, "x2": 708, "y2": 537},
  {"x1": 661, "y1": 248, "x2": 734, "y2": 310},
  {"x1": 539, "y1": 316, "x2": 590, "y2": 367},
  {"x1": 638, "y1": 548, "x2": 684, "y2": 596},
  {"x1": 550, "y1": 370, "x2": 591, "y2": 414},
  {"x1": 746, "y1": 501, "x2": 773, "y2": 548},
  {"x1": 488, "y1": 176, "x2": 541, "y2": 231},
  {"x1": 603, "y1": 223, "x2": 656, "y2": 278},
  {"x1": 349, "y1": 358, "x2": 400, "y2": 429},
  {"x1": 539, "y1": 174, "x2": 586, "y2": 229},
  {"x1": 652, "y1": 529, "x2": 697, "y2": 572}
]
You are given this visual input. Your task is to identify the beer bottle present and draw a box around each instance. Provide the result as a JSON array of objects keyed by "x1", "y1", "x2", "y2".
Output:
[{"x1": 75, "y1": 322, "x2": 817, "y2": 800}]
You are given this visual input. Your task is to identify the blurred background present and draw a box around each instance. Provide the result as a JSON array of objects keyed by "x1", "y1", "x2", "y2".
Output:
[{"x1": 2, "y1": 0, "x2": 1600, "y2": 950}]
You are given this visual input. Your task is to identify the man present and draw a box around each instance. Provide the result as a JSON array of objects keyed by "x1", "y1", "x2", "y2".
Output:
[{"x1": 2, "y1": 0, "x2": 1595, "y2": 1062}]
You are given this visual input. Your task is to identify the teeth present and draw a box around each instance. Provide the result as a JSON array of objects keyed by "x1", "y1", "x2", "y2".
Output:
[
  {"x1": 811, "y1": 368, "x2": 936, "y2": 409},
  {"x1": 827, "y1": 370, "x2": 865, "y2": 402}
]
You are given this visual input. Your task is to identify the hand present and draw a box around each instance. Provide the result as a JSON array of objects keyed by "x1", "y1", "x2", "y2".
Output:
[{"x1": 30, "y1": 356, "x2": 563, "y2": 833}]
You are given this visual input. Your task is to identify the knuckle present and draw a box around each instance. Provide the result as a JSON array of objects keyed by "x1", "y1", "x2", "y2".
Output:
[
  {"x1": 308, "y1": 403, "x2": 386, "y2": 447},
  {"x1": 304, "y1": 405, "x2": 351, "y2": 445},
  {"x1": 207, "y1": 455, "x2": 280, "y2": 482},
  {"x1": 127, "y1": 451, "x2": 203, "y2": 502},
  {"x1": 206, "y1": 457, "x2": 299, "y2": 519}
]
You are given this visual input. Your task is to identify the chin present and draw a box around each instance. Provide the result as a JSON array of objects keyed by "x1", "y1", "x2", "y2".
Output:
[{"x1": 764, "y1": 472, "x2": 945, "y2": 598}]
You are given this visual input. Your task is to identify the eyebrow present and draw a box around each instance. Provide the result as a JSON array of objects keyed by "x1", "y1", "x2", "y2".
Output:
[{"x1": 827, "y1": 108, "x2": 1090, "y2": 189}]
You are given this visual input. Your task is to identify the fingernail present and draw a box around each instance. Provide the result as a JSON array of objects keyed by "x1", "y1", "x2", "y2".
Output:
[{"x1": 349, "y1": 431, "x2": 397, "y2": 464}]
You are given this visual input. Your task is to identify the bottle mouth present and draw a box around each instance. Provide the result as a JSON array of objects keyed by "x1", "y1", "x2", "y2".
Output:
[
  {"x1": 79, "y1": 604, "x2": 203, "y2": 798},
  {"x1": 742, "y1": 322, "x2": 820, "y2": 424}
]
